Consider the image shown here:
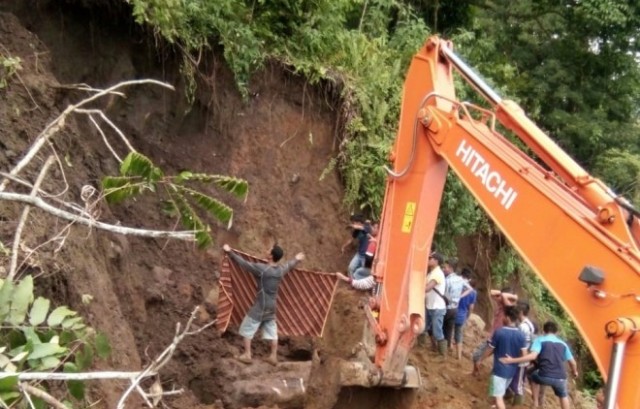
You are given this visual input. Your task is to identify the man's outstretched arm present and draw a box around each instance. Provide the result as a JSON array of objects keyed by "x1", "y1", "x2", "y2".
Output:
[
  {"x1": 222, "y1": 244, "x2": 262, "y2": 277},
  {"x1": 282, "y1": 252, "x2": 305, "y2": 274}
]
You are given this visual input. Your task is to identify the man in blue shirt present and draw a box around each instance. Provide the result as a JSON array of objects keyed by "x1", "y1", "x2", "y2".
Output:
[
  {"x1": 478, "y1": 306, "x2": 527, "y2": 409},
  {"x1": 500, "y1": 321, "x2": 578, "y2": 409}
]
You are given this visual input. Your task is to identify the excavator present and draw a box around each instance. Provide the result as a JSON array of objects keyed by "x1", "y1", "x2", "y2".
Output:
[{"x1": 338, "y1": 36, "x2": 640, "y2": 409}]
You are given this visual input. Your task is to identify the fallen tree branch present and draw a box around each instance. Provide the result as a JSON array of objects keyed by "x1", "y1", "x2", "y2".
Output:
[
  {"x1": 0, "y1": 371, "x2": 156, "y2": 381},
  {"x1": 75, "y1": 108, "x2": 137, "y2": 154},
  {"x1": 117, "y1": 307, "x2": 216, "y2": 409},
  {"x1": 20, "y1": 383, "x2": 69, "y2": 409},
  {"x1": 0, "y1": 79, "x2": 174, "y2": 192},
  {"x1": 8, "y1": 156, "x2": 55, "y2": 281},
  {"x1": 0, "y1": 192, "x2": 196, "y2": 241}
]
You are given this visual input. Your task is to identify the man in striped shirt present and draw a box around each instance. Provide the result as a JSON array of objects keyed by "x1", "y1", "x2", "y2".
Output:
[{"x1": 335, "y1": 271, "x2": 375, "y2": 291}]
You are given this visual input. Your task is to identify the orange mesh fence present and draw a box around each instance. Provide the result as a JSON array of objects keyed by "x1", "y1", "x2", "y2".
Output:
[{"x1": 216, "y1": 250, "x2": 339, "y2": 337}]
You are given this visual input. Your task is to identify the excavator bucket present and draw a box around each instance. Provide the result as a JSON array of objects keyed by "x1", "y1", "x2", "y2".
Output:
[
  {"x1": 216, "y1": 251, "x2": 420, "y2": 408},
  {"x1": 332, "y1": 358, "x2": 421, "y2": 409},
  {"x1": 338, "y1": 360, "x2": 422, "y2": 388},
  {"x1": 400, "y1": 365, "x2": 422, "y2": 388},
  {"x1": 336, "y1": 321, "x2": 422, "y2": 389}
]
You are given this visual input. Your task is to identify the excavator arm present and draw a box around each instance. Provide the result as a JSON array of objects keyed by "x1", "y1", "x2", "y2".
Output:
[{"x1": 363, "y1": 37, "x2": 640, "y2": 409}]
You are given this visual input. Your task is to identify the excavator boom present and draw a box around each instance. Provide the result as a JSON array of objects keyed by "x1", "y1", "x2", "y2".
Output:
[{"x1": 365, "y1": 37, "x2": 640, "y2": 409}]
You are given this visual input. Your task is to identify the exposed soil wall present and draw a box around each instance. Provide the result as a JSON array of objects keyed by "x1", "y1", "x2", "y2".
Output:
[{"x1": 1, "y1": 1, "x2": 350, "y2": 407}]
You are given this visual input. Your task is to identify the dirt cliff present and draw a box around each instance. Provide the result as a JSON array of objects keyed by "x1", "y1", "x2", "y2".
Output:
[{"x1": 0, "y1": 2, "x2": 597, "y2": 409}]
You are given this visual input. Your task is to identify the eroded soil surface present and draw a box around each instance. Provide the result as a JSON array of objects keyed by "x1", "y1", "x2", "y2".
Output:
[{"x1": 0, "y1": 2, "x2": 596, "y2": 409}]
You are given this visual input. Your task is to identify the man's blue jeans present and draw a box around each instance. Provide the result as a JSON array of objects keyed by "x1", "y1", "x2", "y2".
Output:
[
  {"x1": 348, "y1": 254, "x2": 364, "y2": 276},
  {"x1": 426, "y1": 308, "x2": 446, "y2": 341},
  {"x1": 352, "y1": 266, "x2": 371, "y2": 280}
]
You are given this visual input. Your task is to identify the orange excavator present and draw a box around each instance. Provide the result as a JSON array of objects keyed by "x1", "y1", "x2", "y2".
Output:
[{"x1": 341, "y1": 36, "x2": 640, "y2": 409}]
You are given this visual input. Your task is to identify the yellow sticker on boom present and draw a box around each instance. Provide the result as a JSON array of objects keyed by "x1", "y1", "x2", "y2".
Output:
[{"x1": 401, "y1": 202, "x2": 416, "y2": 233}]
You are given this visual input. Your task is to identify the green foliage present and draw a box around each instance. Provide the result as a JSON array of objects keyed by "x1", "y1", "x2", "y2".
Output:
[
  {"x1": 0, "y1": 276, "x2": 111, "y2": 404},
  {"x1": 433, "y1": 172, "x2": 487, "y2": 254},
  {"x1": 102, "y1": 152, "x2": 248, "y2": 248},
  {"x1": 0, "y1": 53, "x2": 22, "y2": 89},
  {"x1": 94, "y1": 332, "x2": 112, "y2": 359},
  {"x1": 466, "y1": 0, "x2": 640, "y2": 169},
  {"x1": 490, "y1": 247, "x2": 578, "y2": 337},
  {"x1": 64, "y1": 362, "x2": 85, "y2": 400},
  {"x1": 0, "y1": 241, "x2": 9, "y2": 257},
  {"x1": 593, "y1": 148, "x2": 640, "y2": 206},
  {"x1": 489, "y1": 245, "x2": 522, "y2": 289}
]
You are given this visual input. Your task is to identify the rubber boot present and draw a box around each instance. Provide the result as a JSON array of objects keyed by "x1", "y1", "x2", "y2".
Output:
[
  {"x1": 437, "y1": 340, "x2": 447, "y2": 357},
  {"x1": 417, "y1": 334, "x2": 428, "y2": 347}
]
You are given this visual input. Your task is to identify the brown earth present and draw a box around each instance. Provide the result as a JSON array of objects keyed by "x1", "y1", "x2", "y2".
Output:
[{"x1": 0, "y1": 2, "x2": 596, "y2": 409}]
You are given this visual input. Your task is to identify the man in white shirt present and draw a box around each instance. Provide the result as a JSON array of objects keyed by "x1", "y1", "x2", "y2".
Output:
[
  {"x1": 335, "y1": 272, "x2": 375, "y2": 291},
  {"x1": 509, "y1": 301, "x2": 536, "y2": 405},
  {"x1": 424, "y1": 252, "x2": 447, "y2": 356}
]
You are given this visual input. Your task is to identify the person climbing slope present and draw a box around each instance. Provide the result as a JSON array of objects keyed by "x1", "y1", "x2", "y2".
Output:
[
  {"x1": 222, "y1": 243, "x2": 305, "y2": 366},
  {"x1": 341, "y1": 214, "x2": 370, "y2": 277}
]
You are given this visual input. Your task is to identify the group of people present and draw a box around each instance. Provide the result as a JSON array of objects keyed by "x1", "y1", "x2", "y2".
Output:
[
  {"x1": 222, "y1": 214, "x2": 580, "y2": 409},
  {"x1": 471, "y1": 288, "x2": 579, "y2": 409},
  {"x1": 421, "y1": 251, "x2": 477, "y2": 359},
  {"x1": 347, "y1": 235, "x2": 579, "y2": 409},
  {"x1": 335, "y1": 218, "x2": 482, "y2": 363}
]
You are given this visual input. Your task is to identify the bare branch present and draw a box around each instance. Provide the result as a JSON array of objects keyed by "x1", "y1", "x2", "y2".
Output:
[
  {"x1": 0, "y1": 79, "x2": 174, "y2": 192},
  {"x1": 0, "y1": 372, "x2": 156, "y2": 381},
  {"x1": 21, "y1": 385, "x2": 37, "y2": 409},
  {"x1": 46, "y1": 142, "x2": 70, "y2": 198},
  {"x1": 0, "y1": 192, "x2": 196, "y2": 241},
  {"x1": 8, "y1": 156, "x2": 55, "y2": 281},
  {"x1": 88, "y1": 114, "x2": 122, "y2": 162},
  {"x1": 117, "y1": 307, "x2": 216, "y2": 409},
  {"x1": 75, "y1": 108, "x2": 137, "y2": 154},
  {"x1": 51, "y1": 83, "x2": 126, "y2": 97},
  {"x1": 20, "y1": 383, "x2": 69, "y2": 409}
]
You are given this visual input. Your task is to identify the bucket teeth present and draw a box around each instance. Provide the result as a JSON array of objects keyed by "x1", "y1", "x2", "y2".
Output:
[{"x1": 339, "y1": 360, "x2": 422, "y2": 388}]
